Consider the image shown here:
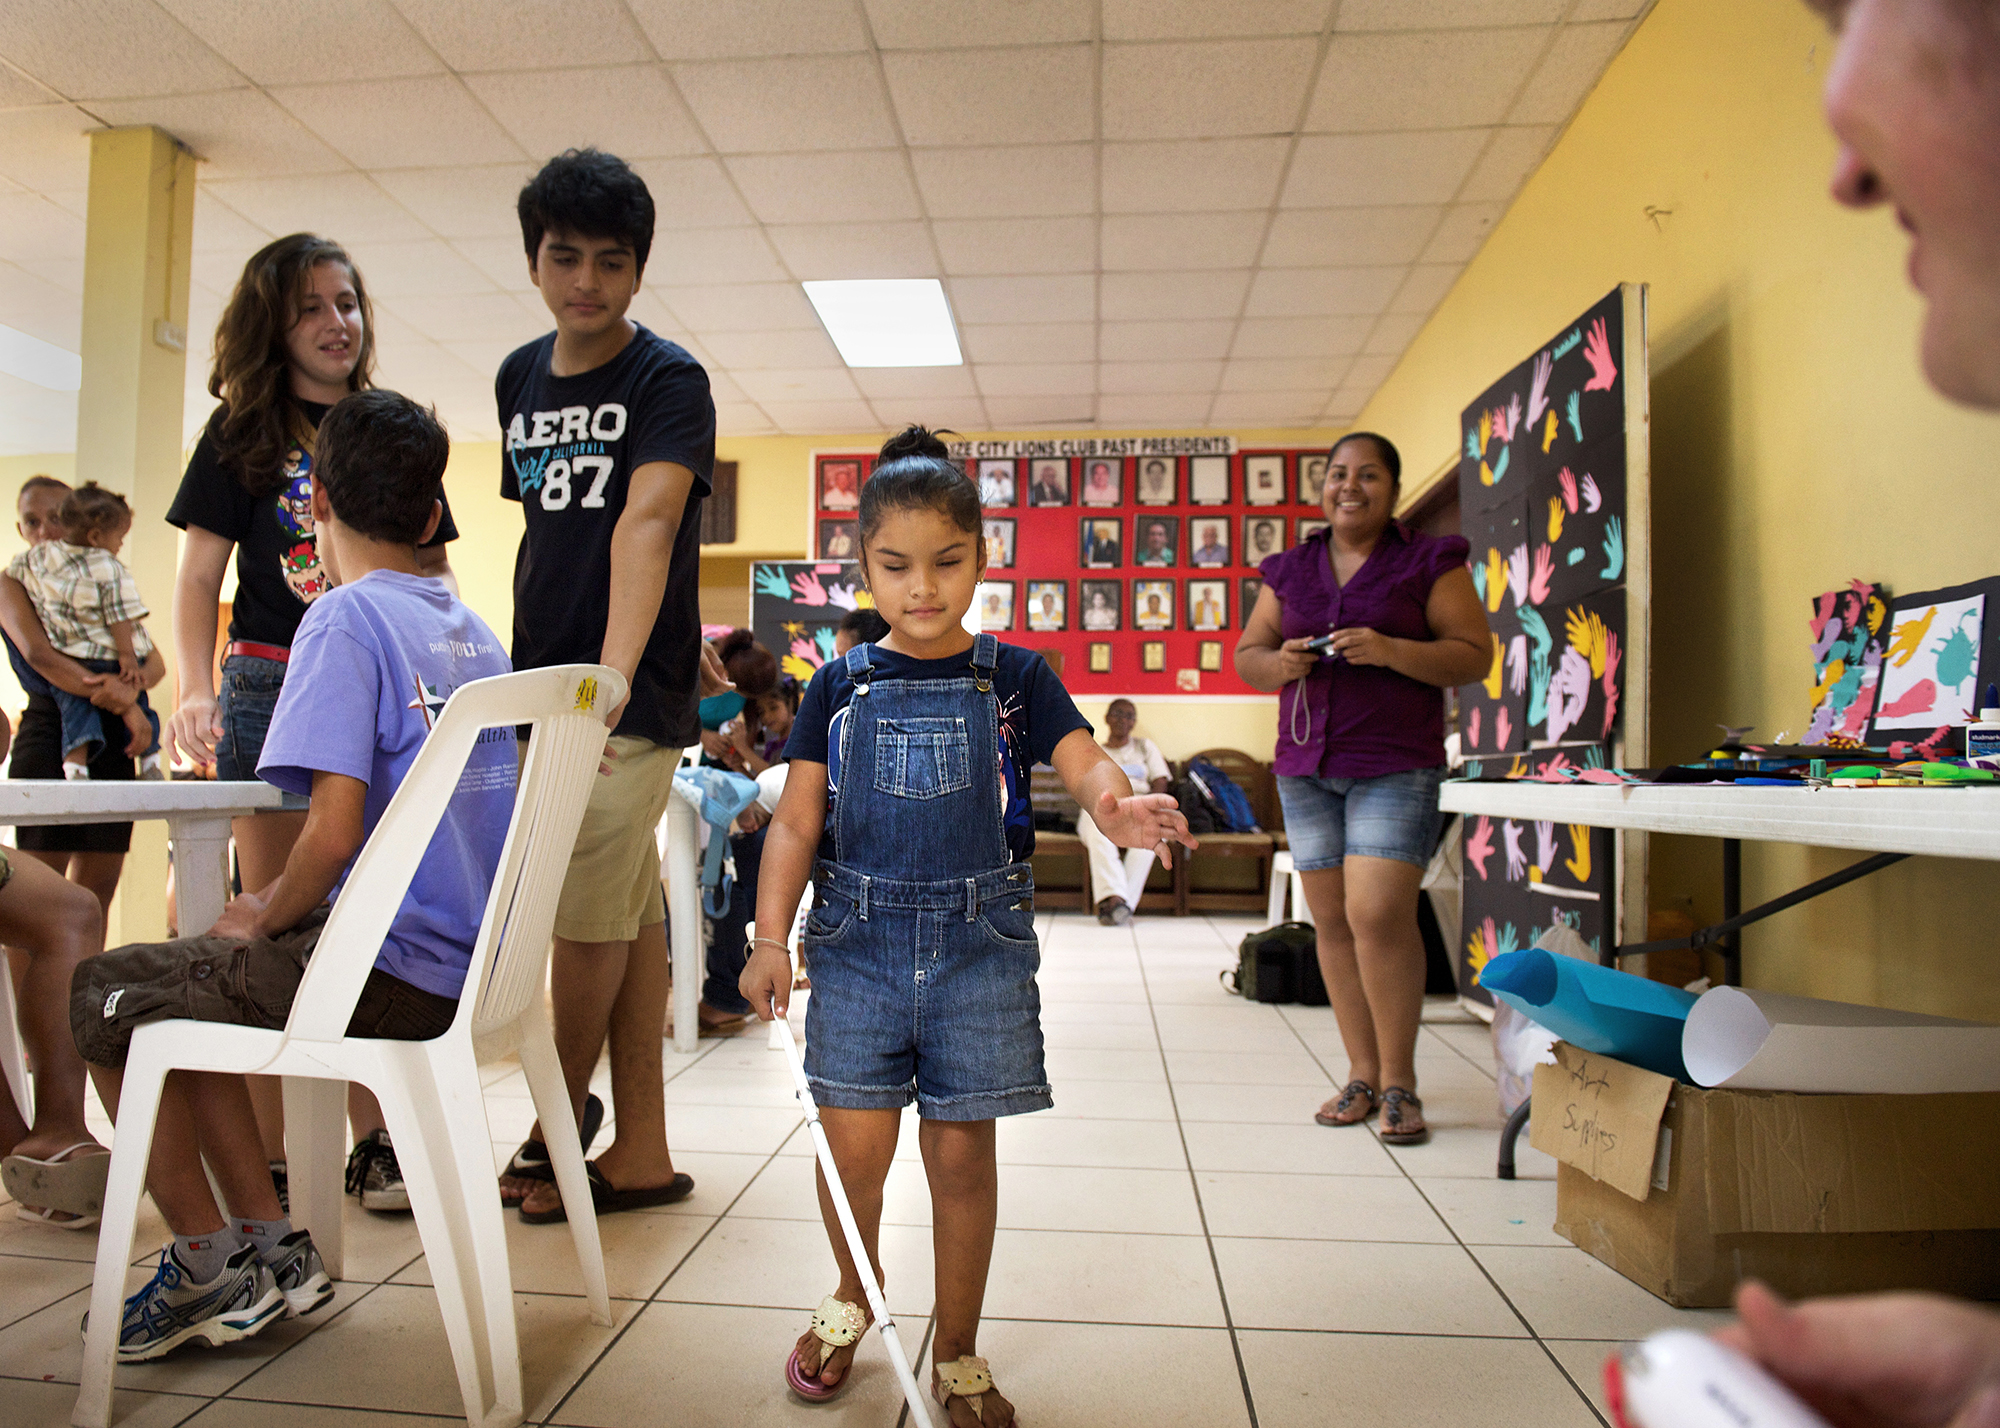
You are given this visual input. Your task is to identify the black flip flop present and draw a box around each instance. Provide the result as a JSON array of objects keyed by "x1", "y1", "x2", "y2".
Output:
[
  {"x1": 499, "y1": 1093, "x2": 604, "y2": 1205},
  {"x1": 518, "y1": 1161, "x2": 695, "y2": 1224}
]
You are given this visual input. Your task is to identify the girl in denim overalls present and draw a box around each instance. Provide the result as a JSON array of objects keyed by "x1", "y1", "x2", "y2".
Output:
[{"x1": 744, "y1": 428, "x2": 1196, "y2": 1427}]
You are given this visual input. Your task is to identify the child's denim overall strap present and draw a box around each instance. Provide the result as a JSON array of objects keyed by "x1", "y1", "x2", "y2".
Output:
[{"x1": 832, "y1": 633, "x2": 1008, "y2": 884}]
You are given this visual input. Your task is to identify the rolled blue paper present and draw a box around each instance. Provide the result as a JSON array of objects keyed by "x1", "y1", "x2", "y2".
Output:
[{"x1": 1481, "y1": 947, "x2": 1699, "y2": 1081}]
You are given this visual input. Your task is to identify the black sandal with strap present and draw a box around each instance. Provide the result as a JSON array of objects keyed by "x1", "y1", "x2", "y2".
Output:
[
  {"x1": 1378, "y1": 1087, "x2": 1429, "y2": 1145},
  {"x1": 1314, "y1": 1080, "x2": 1378, "y2": 1127}
]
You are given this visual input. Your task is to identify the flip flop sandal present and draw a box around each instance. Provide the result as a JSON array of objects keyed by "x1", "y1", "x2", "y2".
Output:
[
  {"x1": 934, "y1": 1354, "x2": 1014, "y2": 1427},
  {"x1": 15, "y1": 1202, "x2": 99, "y2": 1231},
  {"x1": 2, "y1": 1141, "x2": 110, "y2": 1219},
  {"x1": 1378, "y1": 1087, "x2": 1429, "y2": 1145},
  {"x1": 786, "y1": 1294, "x2": 869, "y2": 1401},
  {"x1": 517, "y1": 1160, "x2": 694, "y2": 1225},
  {"x1": 1314, "y1": 1081, "x2": 1378, "y2": 1127},
  {"x1": 498, "y1": 1093, "x2": 604, "y2": 1206}
]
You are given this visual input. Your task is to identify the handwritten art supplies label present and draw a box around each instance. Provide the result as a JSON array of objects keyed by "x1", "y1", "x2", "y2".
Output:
[{"x1": 1531, "y1": 1041, "x2": 1674, "y2": 1202}]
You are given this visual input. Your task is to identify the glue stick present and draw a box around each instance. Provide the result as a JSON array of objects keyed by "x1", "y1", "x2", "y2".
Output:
[{"x1": 1968, "y1": 684, "x2": 2000, "y2": 767}]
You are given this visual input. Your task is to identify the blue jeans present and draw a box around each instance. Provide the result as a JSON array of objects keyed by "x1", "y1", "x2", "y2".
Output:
[
  {"x1": 4, "y1": 634, "x2": 157, "y2": 761},
  {"x1": 703, "y1": 826, "x2": 762, "y2": 1017},
  {"x1": 215, "y1": 653, "x2": 286, "y2": 781},
  {"x1": 1277, "y1": 765, "x2": 1446, "y2": 871}
]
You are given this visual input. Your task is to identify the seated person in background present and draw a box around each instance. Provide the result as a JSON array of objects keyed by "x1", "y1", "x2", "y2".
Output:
[
  {"x1": 723, "y1": 673, "x2": 797, "y2": 781},
  {"x1": 832, "y1": 605, "x2": 889, "y2": 656},
  {"x1": 698, "y1": 628, "x2": 777, "y2": 766},
  {"x1": 703, "y1": 677, "x2": 800, "y2": 1034},
  {"x1": 1077, "y1": 699, "x2": 1173, "y2": 925},
  {"x1": 68, "y1": 390, "x2": 515, "y2": 1360}
]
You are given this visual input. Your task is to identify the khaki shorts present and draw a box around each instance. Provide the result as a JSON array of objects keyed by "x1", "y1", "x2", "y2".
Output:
[{"x1": 545, "y1": 735, "x2": 683, "y2": 944}]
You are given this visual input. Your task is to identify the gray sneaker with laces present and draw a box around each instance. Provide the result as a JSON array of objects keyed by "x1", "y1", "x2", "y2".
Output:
[
  {"x1": 90, "y1": 1243, "x2": 284, "y2": 1361},
  {"x1": 263, "y1": 1229, "x2": 334, "y2": 1318},
  {"x1": 345, "y1": 1127, "x2": 411, "y2": 1213}
]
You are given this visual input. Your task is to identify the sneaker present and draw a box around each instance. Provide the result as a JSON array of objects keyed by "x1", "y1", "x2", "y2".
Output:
[
  {"x1": 263, "y1": 1229, "x2": 334, "y2": 1318},
  {"x1": 63, "y1": 759, "x2": 91, "y2": 782},
  {"x1": 139, "y1": 752, "x2": 164, "y2": 780},
  {"x1": 344, "y1": 1128, "x2": 410, "y2": 1213},
  {"x1": 89, "y1": 1243, "x2": 284, "y2": 1362},
  {"x1": 268, "y1": 1160, "x2": 289, "y2": 1217}
]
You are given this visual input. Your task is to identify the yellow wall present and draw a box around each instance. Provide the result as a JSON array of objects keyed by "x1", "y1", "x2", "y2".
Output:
[{"x1": 1357, "y1": 0, "x2": 2000, "y2": 1019}]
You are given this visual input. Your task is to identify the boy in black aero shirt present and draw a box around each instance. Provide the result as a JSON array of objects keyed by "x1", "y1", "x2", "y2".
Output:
[{"x1": 494, "y1": 148, "x2": 724, "y2": 1223}]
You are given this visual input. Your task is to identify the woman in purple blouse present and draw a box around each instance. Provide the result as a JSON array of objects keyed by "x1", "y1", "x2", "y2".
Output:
[{"x1": 1234, "y1": 433, "x2": 1490, "y2": 1145}]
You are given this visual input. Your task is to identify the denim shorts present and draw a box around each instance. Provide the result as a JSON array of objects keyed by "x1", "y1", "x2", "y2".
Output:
[
  {"x1": 801, "y1": 861, "x2": 1051, "y2": 1121},
  {"x1": 1277, "y1": 765, "x2": 1447, "y2": 872},
  {"x1": 215, "y1": 653, "x2": 286, "y2": 781}
]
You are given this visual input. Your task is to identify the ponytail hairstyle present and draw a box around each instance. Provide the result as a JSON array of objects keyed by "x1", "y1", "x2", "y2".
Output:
[
  {"x1": 208, "y1": 233, "x2": 376, "y2": 497},
  {"x1": 858, "y1": 426, "x2": 981, "y2": 554},
  {"x1": 1328, "y1": 430, "x2": 1403, "y2": 491},
  {"x1": 715, "y1": 628, "x2": 779, "y2": 700}
]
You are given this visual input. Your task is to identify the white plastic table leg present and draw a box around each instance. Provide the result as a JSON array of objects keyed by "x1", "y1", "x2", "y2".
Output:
[
  {"x1": 664, "y1": 793, "x2": 701, "y2": 1054},
  {"x1": 166, "y1": 814, "x2": 234, "y2": 937}
]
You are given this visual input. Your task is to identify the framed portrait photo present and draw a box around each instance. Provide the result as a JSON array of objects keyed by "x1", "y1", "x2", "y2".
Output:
[
  {"x1": 1080, "y1": 517, "x2": 1123, "y2": 569},
  {"x1": 1134, "y1": 455, "x2": 1176, "y2": 506},
  {"x1": 1298, "y1": 452, "x2": 1329, "y2": 506},
  {"x1": 977, "y1": 459, "x2": 1018, "y2": 509},
  {"x1": 1079, "y1": 579, "x2": 1121, "y2": 631},
  {"x1": 818, "y1": 518, "x2": 858, "y2": 559},
  {"x1": 1242, "y1": 514, "x2": 1284, "y2": 565},
  {"x1": 1026, "y1": 580, "x2": 1066, "y2": 632},
  {"x1": 1198, "y1": 640, "x2": 1223, "y2": 672},
  {"x1": 1080, "y1": 457, "x2": 1123, "y2": 507},
  {"x1": 1189, "y1": 453, "x2": 1230, "y2": 505},
  {"x1": 1131, "y1": 514, "x2": 1179, "y2": 569},
  {"x1": 1189, "y1": 517, "x2": 1231, "y2": 568},
  {"x1": 1239, "y1": 576, "x2": 1265, "y2": 622},
  {"x1": 1027, "y1": 458, "x2": 1070, "y2": 507},
  {"x1": 1244, "y1": 453, "x2": 1286, "y2": 507},
  {"x1": 1134, "y1": 578, "x2": 1175, "y2": 632},
  {"x1": 1141, "y1": 641, "x2": 1166, "y2": 673},
  {"x1": 1089, "y1": 642, "x2": 1112, "y2": 674},
  {"x1": 982, "y1": 517, "x2": 1016, "y2": 569},
  {"x1": 1297, "y1": 516, "x2": 1330, "y2": 544},
  {"x1": 819, "y1": 457, "x2": 862, "y2": 511},
  {"x1": 977, "y1": 580, "x2": 1015, "y2": 632},
  {"x1": 1188, "y1": 579, "x2": 1228, "y2": 632}
]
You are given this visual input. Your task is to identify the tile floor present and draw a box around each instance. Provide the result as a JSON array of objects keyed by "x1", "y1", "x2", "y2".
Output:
[{"x1": 0, "y1": 913, "x2": 1728, "y2": 1427}]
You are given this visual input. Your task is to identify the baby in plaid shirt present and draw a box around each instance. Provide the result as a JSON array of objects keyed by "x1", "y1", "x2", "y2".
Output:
[{"x1": 7, "y1": 482, "x2": 162, "y2": 778}]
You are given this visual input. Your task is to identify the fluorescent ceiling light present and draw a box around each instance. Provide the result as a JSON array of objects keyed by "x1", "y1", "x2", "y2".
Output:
[
  {"x1": 0, "y1": 324, "x2": 82, "y2": 392},
  {"x1": 802, "y1": 279, "x2": 962, "y2": 368}
]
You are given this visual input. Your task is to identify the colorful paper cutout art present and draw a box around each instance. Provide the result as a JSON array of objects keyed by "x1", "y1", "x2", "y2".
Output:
[
  {"x1": 1805, "y1": 580, "x2": 1889, "y2": 743},
  {"x1": 1872, "y1": 585, "x2": 1987, "y2": 731},
  {"x1": 750, "y1": 560, "x2": 867, "y2": 683},
  {"x1": 1541, "y1": 589, "x2": 1625, "y2": 745}
]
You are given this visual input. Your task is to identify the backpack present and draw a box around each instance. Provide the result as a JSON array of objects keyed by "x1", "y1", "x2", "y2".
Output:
[
  {"x1": 1221, "y1": 922, "x2": 1326, "y2": 1005},
  {"x1": 1186, "y1": 758, "x2": 1262, "y2": 833},
  {"x1": 1173, "y1": 774, "x2": 1219, "y2": 835},
  {"x1": 672, "y1": 767, "x2": 762, "y2": 916}
]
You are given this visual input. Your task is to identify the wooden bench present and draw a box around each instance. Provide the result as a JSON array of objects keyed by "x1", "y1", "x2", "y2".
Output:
[
  {"x1": 1173, "y1": 748, "x2": 1286, "y2": 915},
  {"x1": 1026, "y1": 766, "x2": 1178, "y2": 913}
]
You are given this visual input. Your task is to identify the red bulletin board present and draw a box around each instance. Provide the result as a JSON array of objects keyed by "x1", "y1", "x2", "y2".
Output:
[{"x1": 809, "y1": 443, "x2": 1336, "y2": 697}]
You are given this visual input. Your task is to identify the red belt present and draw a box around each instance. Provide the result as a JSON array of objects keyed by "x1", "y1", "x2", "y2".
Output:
[{"x1": 225, "y1": 640, "x2": 290, "y2": 664}]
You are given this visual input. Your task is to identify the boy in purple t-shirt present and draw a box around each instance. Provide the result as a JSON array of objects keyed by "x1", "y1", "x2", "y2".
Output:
[{"x1": 69, "y1": 391, "x2": 515, "y2": 1362}]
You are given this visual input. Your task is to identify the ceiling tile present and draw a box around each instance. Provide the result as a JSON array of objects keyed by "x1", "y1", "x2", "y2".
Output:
[
  {"x1": 973, "y1": 363, "x2": 1094, "y2": 397},
  {"x1": 271, "y1": 75, "x2": 526, "y2": 168},
  {"x1": 1509, "y1": 21, "x2": 1631, "y2": 125},
  {"x1": 0, "y1": 107, "x2": 96, "y2": 194},
  {"x1": 1323, "y1": 391, "x2": 1368, "y2": 421},
  {"x1": 439, "y1": 335, "x2": 535, "y2": 378},
  {"x1": 1219, "y1": 357, "x2": 1349, "y2": 392},
  {"x1": 653, "y1": 227, "x2": 790, "y2": 285},
  {"x1": 629, "y1": 157, "x2": 758, "y2": 229},
  {"x1": 89, "y1": 91, "x2": 349, "y2": 180},
  {"x1": 379, "y1": 291, "x2": 543, "y2": 346},
  {"x1": 17, "y1": 256, "x2": 82, "y2": 294},
  {"x1": 451, "y1": 235, "x2": 539, "y2": 292},
  {"x1": 1100, "y1": 269, "x2": 1249, "y2": 321},
  {"x1": 851, "y1": 366, "x2": 979, "y2": 400},
  {"x1": 1336, "y1": 0, "x2": 1570, "y2": 29},
  {"x1": 947, "y1": 274, "x2": 1095, "y2": 326},
  {"x1": 882, "y1": 45, "x2": 1094, "y2": 147},
  {"x1": 725, "y1": 151, "x2": 921, "y2": 224},
  {"x1": 959, "y1": 323, "x2": 1094, "y2": 364},
  {"x1": 0, "y1": 58, "x2": 60, "y2": 107},
  {"x1": 696, "y1": 327, "x2": 844, "y2": 369},
  {"x1": 344, "y1": 238, "x2": 496, "y2": 297},
  {"x1": 392, "y1": 0, "x2": 651, "y2": 69},
  {"x1": 191, "y1": 188, "x2": 273, "y2": 253},
  {"x1": 732, "y1": 367, "x2": 863, "y2": 403},
  {"x1": 910, "y1": 145, "x2": 1095, "y2": 219},
  {"x1": 714, "y1": 400, "x2": 778, "y2": 435},
  {"x1": 1102, "y1": 138, "x2": 1288, "y2": 213},
  {"x1": 1389, "y1": 262, "x2": 1461, "y2": 314},
  {"x1": 1242, "y1": 265, "x2": 1404, "y2": 318},
  {"x1": 934, "y1": 217, "x2": 1093, "y2": 276},
  {"x1": 1094, "y1": 393, "x2": 1212, "y2": 427},
  {"x1": 1307, "y1": 29, "x2": 1549, "y2": 133},
  {"x1": 1419, "y1": 202, "x2": 1503, "y2": 263},
  {"x1": 154, "y1": 0, "x2": 442, "y2": 83},
  {"x1": 1209, "y1": 391, "x2": 1331, "y2": 426},
  {"x1": 672, "y1": 54, "x2": 898, "y2": 153},
  {"x1": 190, "y1": 246, "x2": 256, "y2": 293},
  {"x1": 1103, "y1": 0, "x2": 1333, "y2": 41},
  {"x1": 465, "y1": 66, "x2": 706, "y2": 161},
  {"x1": 202, "y1": 172, "x2": 431, "y2": 243},
  {"x1": 1342, "y1": 354, "x2": 1397, "y2": 387},
  {"x1": 873, "y1": 396, "x2": 989, "y2": 431},
  {"x1": 1262, "y1": 206, "x2": 1440, "y2": 267},
  {"x1": 0, "y1": 0, "x2": 242, "y2": 98},
  {"x1": 368, "y1": 165, "x2": 534, "y2": 240},
  {"x1": 1570, "y1": 0, "x2": 1649, "y2": 18},
  {"x1": 0, "y1": 375, "x2": 78, "y2": 455},
  {"x1": 1363, "y1": 311, "x2": 1427, "y2": 354},
  {"x1": 982, "y1": 395, "x2": 1096, "y2": 426},
  {"x1": 862, "y1": 0, "x2": 1093, "y2": 49},
  {"x1": 627, "y1": 0, "x2": 866, "y2": 58},
  {"x1": 660, "y1": 281, "x2": 820, "y2": 331},
  {"x1": 766, "y1": 221, "x2": 935, "y2": 279},
  {"x1": 1282, "y1": 130, "x2": 1487, "y2": 207},
  {"x1": 1459, "y1": 125, "x2": 1555, "y2": 201},
  {"x1": 758, "y1": 398, "x2": 881, "y2": 432},
  {"x1": 1101, "y1": 212, "x2": 1266, "y2": 272},
  {"x1": 1099, "y1": 319, "x2": 1234, "y2": 361},
  {"x1": 1102, "y1": 38, "x2": 1319, "y2": 142},
  {"x1": 1098, "y1": 360, "x2": 1221, "y2": 394}
]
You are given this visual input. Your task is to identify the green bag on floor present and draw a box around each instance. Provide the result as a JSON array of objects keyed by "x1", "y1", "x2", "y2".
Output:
[{"x1": 1222, "y1": 922, "x2": 1325, "y2": 1005}]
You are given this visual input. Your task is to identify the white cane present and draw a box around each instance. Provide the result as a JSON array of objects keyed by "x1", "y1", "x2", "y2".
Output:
[{"x1": 764, "y1": 965, "x2": 938, "y2": 1427}]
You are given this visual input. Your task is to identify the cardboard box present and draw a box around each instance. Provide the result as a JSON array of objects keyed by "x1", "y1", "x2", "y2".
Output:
[{"x1": 1531, "y1": 1042, "x2": 2000, "y2": 1307}]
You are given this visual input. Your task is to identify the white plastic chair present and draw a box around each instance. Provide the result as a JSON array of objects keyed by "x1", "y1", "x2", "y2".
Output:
[
  {"x1": 0, "y1": 967, "x2": 32, "y2": 1127},
  {"x1": 76, "y1": 664, "x2": 625, "y2": 1428},
  {"x1": 1266, "y1": 850, "x2": 1312, "y2": 927}
]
